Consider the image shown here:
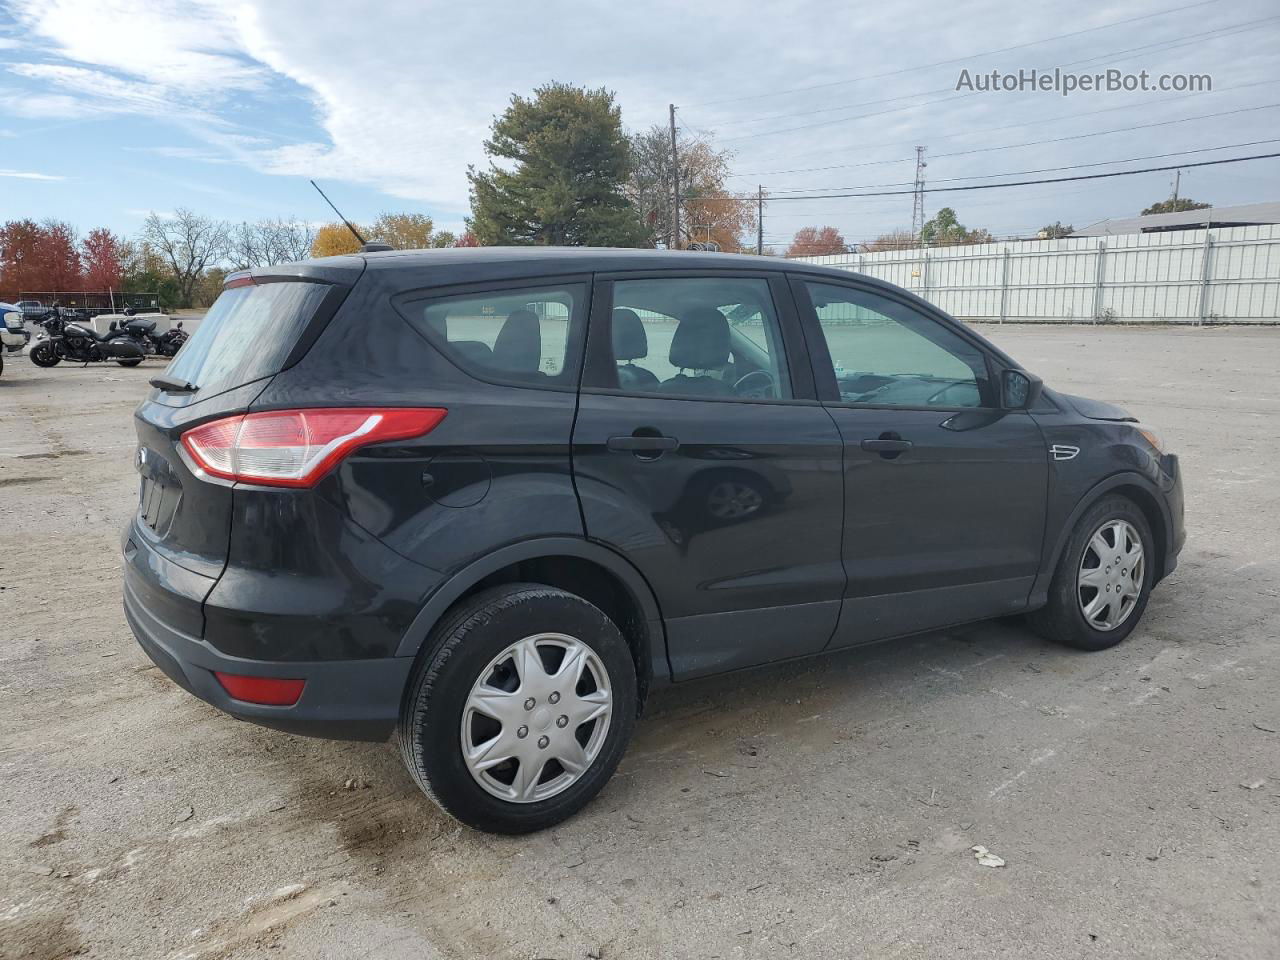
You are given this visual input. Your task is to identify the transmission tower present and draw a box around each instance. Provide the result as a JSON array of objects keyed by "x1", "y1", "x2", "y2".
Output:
[{"x1": 911, "y1": 146, "x2": 927, "y2": 241}]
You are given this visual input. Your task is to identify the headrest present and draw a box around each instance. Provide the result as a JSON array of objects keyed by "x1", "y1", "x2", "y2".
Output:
[
  {"x1": 612, "y1": 309, "x2": 647, "y2": 361},
  {"x1": 492, "y1": 308, "x2": 542, "y2": 372},
  {"x1": 669, "y1": 307, "x2": 729, "y2": 370}
]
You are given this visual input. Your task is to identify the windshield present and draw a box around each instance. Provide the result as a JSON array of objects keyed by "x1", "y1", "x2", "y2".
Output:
[{"x1": 161, "y1": 281, "x2": 329, "y2": 396}]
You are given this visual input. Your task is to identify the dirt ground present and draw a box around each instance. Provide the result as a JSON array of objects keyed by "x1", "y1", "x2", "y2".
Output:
[{"x1": 1, "y1": 324, "x2": 1277, "y2": 960}]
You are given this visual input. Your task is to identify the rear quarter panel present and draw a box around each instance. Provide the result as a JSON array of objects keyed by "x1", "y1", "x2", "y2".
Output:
[{"x1": 249, "y1": 267, "x2": 585, "y2": 576}]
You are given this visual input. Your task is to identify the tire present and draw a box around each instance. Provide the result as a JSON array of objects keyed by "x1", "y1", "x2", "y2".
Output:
[
  {"x1": 397, "y1": 583, "x2": 638, "y2": 834},
  {"x1": 116, "y1": 358, "x2": 143, "y2": 367},
  {"x1": 1028, "y1": 495, "x2": 1154, "y2": 651},
  {"x1": 29, "y1": 342, "x2": 60, "y2": 367}
]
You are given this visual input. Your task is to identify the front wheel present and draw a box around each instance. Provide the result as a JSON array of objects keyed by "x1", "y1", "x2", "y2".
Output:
[
  {"x1": 29, "y1": 342, "x2": 60, "y2": 367},
  {"x1": 398, "y1": 583, "x2": 637, "y2": 833},
  {"x1": 1028, "y1": 495, "x2": 1154, "y2": 651},
  {"x1": 116, "y1": 358, "x2": 143, "y2": 367}
]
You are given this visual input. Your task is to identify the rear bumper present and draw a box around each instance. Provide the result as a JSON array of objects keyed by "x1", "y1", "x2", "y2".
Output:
[{"x1": 122, "y1": 533, "x2": 412, "y2": 742}]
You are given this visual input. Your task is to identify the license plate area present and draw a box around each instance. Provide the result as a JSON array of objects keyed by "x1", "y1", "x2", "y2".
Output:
[{"x1": 137, "y1": 447, "x2": 182, "y2": 536}]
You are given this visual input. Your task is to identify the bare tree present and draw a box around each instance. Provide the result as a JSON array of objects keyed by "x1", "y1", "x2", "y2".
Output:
[
  {"x1": 627, "y1": 126, "x2": 755, "y2": 251},
  {"x1": 229, "y1": 221, "x2": 266, "y2": 270},
  {"x1": 859, "y1": 229, "x2": 917, "y2": 252},
  {"x1": 229, "y1": 217, "x2": 317, "y2": 269},
  {"x1": 143, "y1": 209, "x2": 229, "y2": 306},
  {"x1": 269, "y1": 217, "x2": 317, "y2": 262}
]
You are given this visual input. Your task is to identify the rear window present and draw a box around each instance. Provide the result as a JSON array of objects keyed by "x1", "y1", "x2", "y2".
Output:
[
  {"x1": 162, "y1": 281, "x2": 330, "y2": 396},
  {"x1": 395, "y1": 283, "x2": 586, "y2": 386}
]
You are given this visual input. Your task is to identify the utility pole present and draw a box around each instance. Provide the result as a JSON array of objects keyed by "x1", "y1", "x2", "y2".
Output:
[
  {"x1": 669, "y1": 103, "x2": 681, "y2": 250},
  {"x1": 1171, "y1": 169, "x2": 1181, "y2": 204},
  {"x1": 757, "y1": 185, "x2": 764, "y2": 255},
  {"x1": 911, "y1": 146, "x2": 927, "y2": 241}
]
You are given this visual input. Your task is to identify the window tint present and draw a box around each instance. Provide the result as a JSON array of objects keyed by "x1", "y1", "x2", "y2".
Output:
[
  {"x1": 600, "y1": 277, "x2": 791, "y2": 401},
  {"x1": 398, "y1": 284, "x2": 584, "y2": 384},
  {"x1": 803, "y1": 282, "x2": 992, "y2": 408},
  {"x1": 163, "y1": 281, "x2": 329, "y2": 396}
]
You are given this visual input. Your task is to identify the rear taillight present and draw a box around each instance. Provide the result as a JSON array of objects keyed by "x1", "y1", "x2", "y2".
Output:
[{"x1": 181, "y1": 407, "x2": 446, "y2": 488}]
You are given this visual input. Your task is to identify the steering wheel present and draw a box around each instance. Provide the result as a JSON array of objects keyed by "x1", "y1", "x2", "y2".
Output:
[{"x1": 733, "y1": 369, "x2": 775, "y2": 399}]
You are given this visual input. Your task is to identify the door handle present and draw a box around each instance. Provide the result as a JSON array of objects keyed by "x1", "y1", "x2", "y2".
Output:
[
  {"x1": 607, "y1": 434, "x2": 679, "y2": 456},
  {"x1": 860, "y1": 434, "x2": 913, "y2": 459}
]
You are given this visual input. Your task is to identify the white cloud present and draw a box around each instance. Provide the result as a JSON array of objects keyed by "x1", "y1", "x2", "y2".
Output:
[
  {"x1": 0, "y1": 169, "x2": 66, "y2": 180},
  {"x1": 3, "y1": 0, "x2": 1278, "y2": 237},
  {"x1": 7, "y1": 0, "x2": 263, "y2": 94}
]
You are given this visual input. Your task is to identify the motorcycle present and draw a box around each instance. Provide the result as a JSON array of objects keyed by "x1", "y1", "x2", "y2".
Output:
[
  {"x1": 28, "y1": 310, "x2": 147, "y2": 368},
  {"x1": 113, "y1": 314, "x2": 189, "y2": 358}
]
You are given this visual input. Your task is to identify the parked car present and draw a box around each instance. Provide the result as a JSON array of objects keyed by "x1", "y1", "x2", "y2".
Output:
[
  {"x1": 16, "y1": 300, "x2": 51, "y2": 323},
  {"x1": 2, "y1": 307, "x2": 28, "y2": 375},
  {"x1": 1, "y1": 303, "x2": 28, "y2": 345},
  {"x1": 123, "y1": 249, "x2": 1185, "y2": 833}
]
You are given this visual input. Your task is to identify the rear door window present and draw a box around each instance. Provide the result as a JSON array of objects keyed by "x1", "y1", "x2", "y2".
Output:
[
  {"x1": 162, "y1": 281, "x2": 331, "y2": 397},
  {"x1": 588, "y1": 276, "x2": 792, "y2": 401},
  {"x1": 395, "y1": 283, "x2": 586, "y2": 387}
]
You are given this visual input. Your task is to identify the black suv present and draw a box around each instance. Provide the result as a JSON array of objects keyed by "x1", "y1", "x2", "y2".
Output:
[{"x1": 123, "y1": 248, "x2": 1184, "y2": 833}]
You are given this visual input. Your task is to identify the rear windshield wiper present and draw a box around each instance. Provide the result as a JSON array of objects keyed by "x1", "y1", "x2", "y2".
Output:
[{"x1": 149, "y1": 374, "x2": 199, "y2": 393}]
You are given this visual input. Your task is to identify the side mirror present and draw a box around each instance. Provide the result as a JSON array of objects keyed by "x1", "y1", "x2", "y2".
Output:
[{"x1": 1002, "y1": 369, "x2": 1043, "y2": 410}]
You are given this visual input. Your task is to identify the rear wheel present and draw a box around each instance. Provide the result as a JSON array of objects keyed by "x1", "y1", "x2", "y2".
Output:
[
  {"x1": 29, "y1": 342, "x2": 60, "y2": 367},
  {"x1": 1028, "y1": 495, "x2": 1154, "y2": 650},
  {"x1": 398, "y1": 583, "x2": 637, "y2": 833},
  {"x1": 116, "y1": 358, "x2": 143, "y2": 367}
]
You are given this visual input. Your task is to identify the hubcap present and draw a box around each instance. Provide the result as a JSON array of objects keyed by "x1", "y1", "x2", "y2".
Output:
[
  {"x1": 460, "y1": 633, "x2": 612, "y2": 803},
  {"x1": 1077, "y1": 519, "x2": 1145, "y2": 631}
]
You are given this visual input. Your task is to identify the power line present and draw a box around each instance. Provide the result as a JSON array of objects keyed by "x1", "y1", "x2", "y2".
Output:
[
  {"x1": 926, "y1": 103, "x2": 1280, "y2": 164},
  {"x1": 730, "y1": 77, "x2": 1280, "y2": 176},
  {"x1": 687, "y1": 149, "x2": 1280, "y2": 204},
  {"x1": 750, "y1": 152, "x2": 1280, "y2": 202},
  {"x1": 709, "y1": 14, "x2": 1276, "y2": 133},
  {"x1": 684, "y1": 0, "x2": 1219, "y2": 108},
  {"x1": 728, "y1": 99, "x2": 1280, "y2": 180},
  {"x1": 765, "y1": 138, "x2": 1280, "y2": 195}
]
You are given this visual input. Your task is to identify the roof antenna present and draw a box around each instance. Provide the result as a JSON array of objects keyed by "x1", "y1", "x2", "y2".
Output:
[{"x1": 309, "y1": 179, "x2": 391, "y2": 252}]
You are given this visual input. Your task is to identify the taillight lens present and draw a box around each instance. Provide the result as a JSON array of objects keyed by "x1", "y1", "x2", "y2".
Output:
[
  {"x1": 182, "y1": 407, "x2": 446, "y2": 487},
  {"x1": 214, "y1": 672, "x2": 305, "y2": 706}
]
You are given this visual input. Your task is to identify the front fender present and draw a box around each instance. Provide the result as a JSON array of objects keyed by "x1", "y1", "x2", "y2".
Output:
[{"x1": 1028, "y1": 468, "x2": 1177, "y2": 608}]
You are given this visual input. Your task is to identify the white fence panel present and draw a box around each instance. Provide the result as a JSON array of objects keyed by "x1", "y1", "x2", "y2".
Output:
[{"x1": 800, "y1": 225, "x2": 1280, "y2": 323}]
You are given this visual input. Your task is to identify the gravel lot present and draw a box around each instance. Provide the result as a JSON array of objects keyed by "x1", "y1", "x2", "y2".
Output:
[{"x1": 2, "y1": 324, "x2": 1277, "y2": 960}]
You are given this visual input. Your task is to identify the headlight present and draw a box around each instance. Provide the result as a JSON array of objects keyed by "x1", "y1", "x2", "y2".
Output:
[{"x1": 1137, "y1": 427, "x2": 1164, "y2": 453}]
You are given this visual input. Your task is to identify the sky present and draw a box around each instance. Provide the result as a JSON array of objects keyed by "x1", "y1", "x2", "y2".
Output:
[{"x1": 0, "y1": 0, "x2": 1278, "y2": 249}]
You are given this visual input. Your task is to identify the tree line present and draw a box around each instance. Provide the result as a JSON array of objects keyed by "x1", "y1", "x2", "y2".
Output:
[{"x1": 3, "y1": 80, "x2": 1214, "y2": 306}]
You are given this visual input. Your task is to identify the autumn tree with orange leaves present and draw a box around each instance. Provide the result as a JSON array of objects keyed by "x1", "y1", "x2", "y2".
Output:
[{"x1": 786, "y1": 226, "x2": 847, "y2": 258}]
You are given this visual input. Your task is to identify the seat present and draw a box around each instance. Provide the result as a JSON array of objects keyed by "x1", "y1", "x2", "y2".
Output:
[
  {"x1": 424, "y1": 310, "x2": 494, "y2": 366},
  {"x1": 611, "y1": 309, "x2": 659, "y2": 390},
  {"x1": 492, "y1": 309, "x2": 543, "y2": 376},
  {"x1": 657, "y1": 307, "x2": 732, "y2": 397}
]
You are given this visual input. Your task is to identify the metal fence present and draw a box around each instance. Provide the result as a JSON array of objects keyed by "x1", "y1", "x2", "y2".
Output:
[
  {"x1": 798, "y1": 224, "x2": 1280, "y2": 323},
  {"x1": 0, "y1": 291, "x2": 162, "y2": 315}
]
